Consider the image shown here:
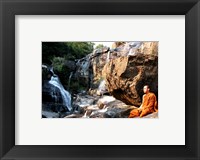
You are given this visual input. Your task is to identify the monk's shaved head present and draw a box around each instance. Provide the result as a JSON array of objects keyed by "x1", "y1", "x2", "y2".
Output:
[{"x1": 143, "y1": 85, "x2": 150, "y2": 94}]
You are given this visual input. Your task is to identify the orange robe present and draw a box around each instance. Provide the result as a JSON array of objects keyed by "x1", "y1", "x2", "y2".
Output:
[{"x1": 128, "y1": 92, "x2": 158, "y2": 118}]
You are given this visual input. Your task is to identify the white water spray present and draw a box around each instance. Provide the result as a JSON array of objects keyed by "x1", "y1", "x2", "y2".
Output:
[{"x1": 49, "y1": 76, "x2": 72, "y2": 111}]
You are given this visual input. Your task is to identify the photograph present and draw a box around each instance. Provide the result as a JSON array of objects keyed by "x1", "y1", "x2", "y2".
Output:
[{"x1": 42, "y1": 41, "x2": 158, "y2": 118}]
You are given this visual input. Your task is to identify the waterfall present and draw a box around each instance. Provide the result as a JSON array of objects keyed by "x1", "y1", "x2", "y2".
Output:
[
  {"x1": 98, "y1": 80, "x2": 106, "y2": 90},
  {"x1": 82, "y1": 110, "x2": 89, "y2": 118},
  {"x1": 97, "y1": 80, "x2": 107, "y2": 95},
  {"x1": 106, "y1": 51, "x2": 110, "y2": 63},
  {"x1": 49, "y1": 76, "x2": 72, "y2": 111},
  {"x1": 42, "y1": 64, "x2": 48, "y2": 69},
  {"x1": 128, "y1": 42, "x2": 143, "y2": 56},
  {"x1": 49, "y1": 66, "x2": 56, "y2": 76},
  {"x1": 68, "y1": 72, "x2": 73, "y2": 90}
]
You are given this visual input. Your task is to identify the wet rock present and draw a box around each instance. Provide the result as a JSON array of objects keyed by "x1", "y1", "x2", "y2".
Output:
[
  {"x1": 97, "y1": 102, "x2": 105, "y2": 109},
  {"x1": 73, "y1": 94, "x2": 99, "y2": 108},
  {"x1": 64, "y1": 60, "x2": 76, "y2": 71},
  {"x1": 103, "y1": 105, "x2": 137, "y2": 118},
  {"x1": 42, "y1": 76, "x2": 72, "y2": 111},
  {"x1": 87, "y1": 105, "x2": 99, "y2": 111},
  {"x1": 42, "y1": 111, "x2": 60, "y2": 118},
  {"x1": 97, "y1": 96, "x2": 116, "y2": 105},
  {"x1": 64, "y1": 114, "x2": 83, "y2": 118},
  {"x1": 42, "y1": 65, "x2": 54, "y2": 84},
  {"x1": 42, "y1": 103, "x2": 69, "y2": 112},
  {"x1": 42, "y1": 82, "x2": 63, "y2": 104},
  {"x1": 104, "y1": 108, "x2": 122, "y2": 118},
  {"x1": 74, "y1": 55, "x2": 91, "y2": 89}
]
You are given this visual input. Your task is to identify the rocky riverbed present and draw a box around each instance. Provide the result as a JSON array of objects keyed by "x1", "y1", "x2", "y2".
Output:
[{"x1": 43, "y1": 93, "x2": 158, "y2": 118}]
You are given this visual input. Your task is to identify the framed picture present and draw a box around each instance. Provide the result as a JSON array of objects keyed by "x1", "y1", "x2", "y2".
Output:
[{"x1": 0, "y1": 0, "x2": 200, "y2": 159}]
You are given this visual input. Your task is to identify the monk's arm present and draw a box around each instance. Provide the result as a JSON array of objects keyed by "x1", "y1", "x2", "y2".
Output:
[{"x1": 138, "y1": 95, "x2": 144, "y2": 110}]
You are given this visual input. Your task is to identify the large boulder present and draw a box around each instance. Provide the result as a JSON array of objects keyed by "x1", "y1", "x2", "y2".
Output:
[
  {"x1": 42, "y1": 80, "x2": 63, "y2": 104},
  {"x1": 102, "y1": 53, "x2": 158, "y2": 106},
  {"x1": 42, "y1": 64, "x2": 53, "y2": 85},
  {"x1": 103, "y1": 100, "x2": 137, "y2": 118}
]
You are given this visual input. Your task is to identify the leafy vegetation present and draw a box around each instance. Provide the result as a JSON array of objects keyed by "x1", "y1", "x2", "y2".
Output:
[
  {"x1": 42, "y1": 42, "x2": 94, "y2": 64},
  {"x1": 95, "y1": 44, "x2": 104, "y2": 50}
]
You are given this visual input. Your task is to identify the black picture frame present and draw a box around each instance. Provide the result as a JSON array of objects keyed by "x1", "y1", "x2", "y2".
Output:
[{"x1": 0, "y1": 0, "x2": 200, "y2": 159}]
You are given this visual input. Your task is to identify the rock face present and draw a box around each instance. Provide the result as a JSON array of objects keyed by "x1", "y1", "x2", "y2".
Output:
[
  {"x1": 74, "y1": 55, "x2": 91, "y2": 89},
  {"x1": 71, "y1": 42, "x2": 158, "y2": 96},
  {"x1": 42, "y1": 81, "x2": 63, "y2": 104},
  {"x1": 91, "y1": 42, "x2": 158, "y2": 90},
  {"x1": 74, "y1": 47, "x2": 110, "y2": 91},
  {"x1": 102, "y1": 53, "x2": 158, "y2": 106},
  {"x1": 142, "y1": 42, "x2": 158, "y2": 55},
  {"x1": 91, "y1": 47, "x2": 110, "y2": 85}
]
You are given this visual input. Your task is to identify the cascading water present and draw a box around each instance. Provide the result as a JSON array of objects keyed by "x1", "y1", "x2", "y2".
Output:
[
  {"x1": 106, "y1": 51, "x2": 110, "y2": 62},
  {"x1": 128, "y1": 42, "x2": 143, "y2": 55},
  {"x1": 97, "y1": 80, "x2": 107, "y2": 95},
  {"x1": 49, "y1": 66, "x2": 55, "y2": 76},
  {"x1": 49, "y1": 76, "x2": 72, "y2": 111},
  {"x1": 68, "y1": 72, "x2": 73, "y2": 90}
]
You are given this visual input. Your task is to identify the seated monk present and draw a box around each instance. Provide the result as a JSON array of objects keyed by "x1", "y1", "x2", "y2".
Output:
[{"x1": 129, "y1": 85, "x2": 158, "y2": 118}]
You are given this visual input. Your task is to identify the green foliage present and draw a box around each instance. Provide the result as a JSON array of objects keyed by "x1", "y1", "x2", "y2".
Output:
[
  {"x1": 52, "y1": 57, "x2": 65, "y2": 73},
  {"x1": 65, "y1": 42, "x2": 94, "y2": 59},
  {"x1": 95, "y1": 44, "x2": 104, "y2": 50},
  {"x1": 51, "y1": 57, "x2": 69, "y2": 90},
  {"x1": 42, "y1": 42, "x2": 94, "y2": 64},
  {"x1": 42, "y1": 42, "x2": 66, "y2": 64}
]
